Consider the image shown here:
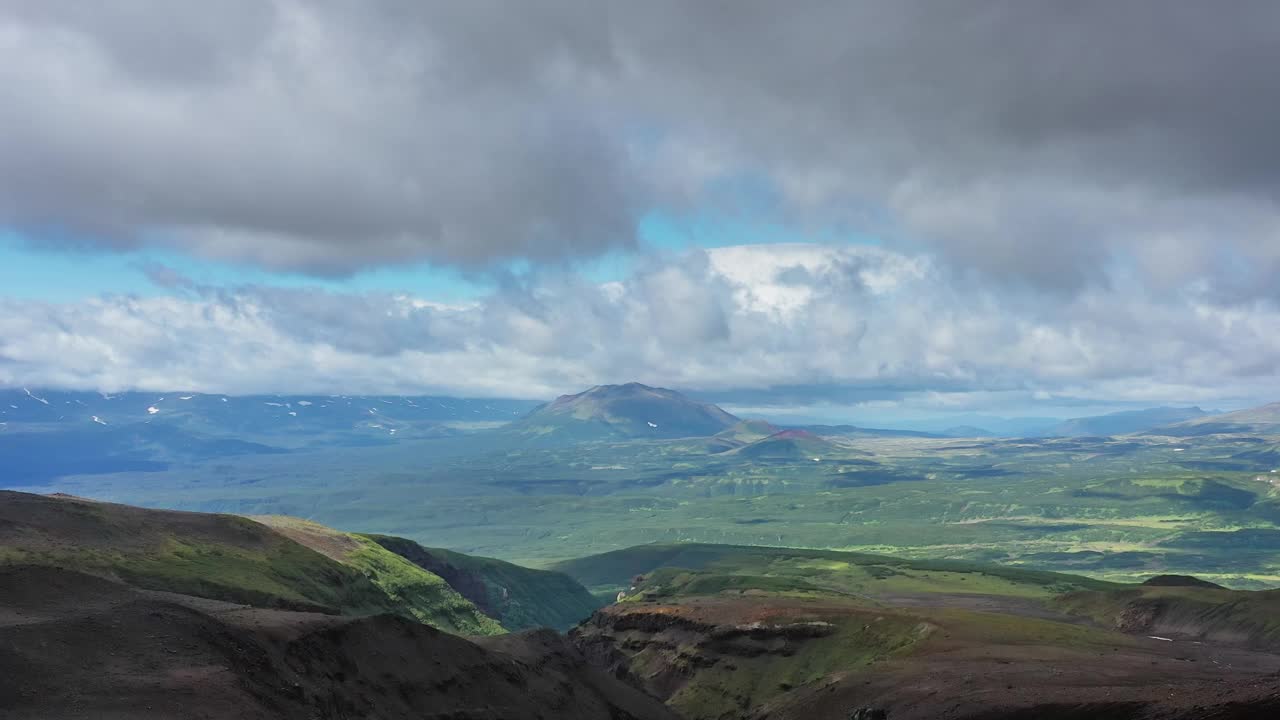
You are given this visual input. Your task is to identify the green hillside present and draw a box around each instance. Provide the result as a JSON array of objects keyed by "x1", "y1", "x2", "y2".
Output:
[
  {"x1": 1054, "y1": 580, "x2": 1280, "y2": 650},
  {"x1": 0, "y1": 491, "x2": 501, "y2": 635},
  {"x1": 0, "y1": 491, "x2": 392, "y2": 614},
  {"x1": 252, "y1": 516, "x2": 504, "y2": 635},
  {"x1": 367, "y1": 534, "x2": 602, "y2": 630},
  {"x1": 552, "y1": 542, "x2": 1121, "y2": 598},
  {"x1": 567, "y1": 545, "x2": 1175, "y2": 720}
]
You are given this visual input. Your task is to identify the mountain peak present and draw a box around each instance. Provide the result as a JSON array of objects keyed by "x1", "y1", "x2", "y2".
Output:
[
  {"x1": 513, "y1": 383, "x2": 739, "y2": 442},
  {"x1": 553, "y1": 382, "x2": 669, "y2": 402},
  {"x1": 733, "y1": 428, "x2": 839, "y2": 459}
]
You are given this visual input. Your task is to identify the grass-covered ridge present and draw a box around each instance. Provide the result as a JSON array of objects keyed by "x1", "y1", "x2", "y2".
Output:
[
  {"x1": 0, "y1": 491, "x2": 501, "y2": 635},
  {"x1": 570, "y1": 545, "x2": 1153, "y2": 720},
  {"x1": 252, "y1": 516, "x2": 504, "y2": 635},
  {"x1": 566, "y1": 542, "x2": 1280, "y2": 719},
  {"x1": 552, "y1": 542, "x2": 1122, "y2": 599},
  {"x1": 0, "y1": 491, "x2": 399, "y2": 614},
  {"x1": 366, "y1": 534, "x2": 601, "y2": 631}
]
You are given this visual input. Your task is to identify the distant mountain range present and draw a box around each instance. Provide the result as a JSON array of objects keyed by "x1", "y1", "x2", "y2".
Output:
[
  {"x1": 895, "y1": 407, "x2": 1219, "y2": 438},
  {"x1": 3, "y1": 384, "x2": 1278, "y2": 489},
  {"x1": 0, "y1": 388, "x2": 539, "y2": 439},
  {"x1": 1041, "y1": 406, "x2": 1209, "y2": 437},
  {"x1": 0, "y1": 388, "x2": 541, "y2": 484},
  {"x1": 1147, "y1": 401, "x2": 1280, "y2": 437}
]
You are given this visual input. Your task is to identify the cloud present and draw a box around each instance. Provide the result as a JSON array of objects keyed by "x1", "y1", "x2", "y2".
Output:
[
  {"x1": 2, "y1": 246, "x2": 1277, "y2": 410},
  {"x1": 2, "y1": 1, "x2": 1279, "y2": 296},
  {"x1": 0, "y1": 0, "x2": 641, "y2": 274}
]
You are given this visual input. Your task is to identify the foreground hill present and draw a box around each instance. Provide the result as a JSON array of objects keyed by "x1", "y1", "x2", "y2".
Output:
[
  {"x1": 249, "y1": 516, "x2": 504, "y2": 634},
  {"x1": 0, "y1": 565, "x2": 677, "y2": 720},
  {"x1": 0, "y1": 491, "x2": 604, "y2": 635},
  {"x1": 5, "y1": 496, "x2": 1280, "y2": 719},
  {"x1": 563, "y1": 543, "x2": 1280, "y2": 720},
  {"x1": 0, "y1": 491, "x2": 501, "y2": 634},
  {"x1": 504, "y1": 383, "x2": 740, "y2": 442},
  {"x1": 367, "y1": 535, "x2": 603, "y2": 631}
]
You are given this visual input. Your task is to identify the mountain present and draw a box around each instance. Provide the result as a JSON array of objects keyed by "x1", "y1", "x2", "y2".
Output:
[
  {"x1": 1150, "y1": 401, "x2": 1280, "y2": 437},
  {"x1": 1042, "y1": 406, "x2": 1209, "y2": 437},
  {"x1": 0, "y1": 423, "x2": 286, "y2": 486},
  {"x1": 0, "y1": 388, "x2": 539, "y2": 445},
  {"x1": 0, "y1": 388, "x2": 543, "y2": 484},
  {"x1": 504, "y1": 383, "x2": 739, "y2": 442},
  {"x1": 732, "y1": 429, "x2": 841, "y2": 460}
]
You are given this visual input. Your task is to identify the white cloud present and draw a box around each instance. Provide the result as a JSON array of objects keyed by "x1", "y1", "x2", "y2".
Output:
[{"x1": 1, "y1": 245, "x2": 1277, "y2": 411}]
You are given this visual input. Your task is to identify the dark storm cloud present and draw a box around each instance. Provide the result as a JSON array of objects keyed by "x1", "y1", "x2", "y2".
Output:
[
  {"x1": 0, "y1": 0, "x2": 638, "y2": 273},
  {"x1": 606, "y1": 1, "x2": 1280, "y2": 292},
  {"x1": 1, "y1": 1, "x2": 1279, "y2": 292}
]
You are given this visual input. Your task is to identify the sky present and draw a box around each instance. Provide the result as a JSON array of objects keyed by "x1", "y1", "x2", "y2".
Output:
[{"x1": 1, "y1": 1, "x2": 1279, "y2": 423}]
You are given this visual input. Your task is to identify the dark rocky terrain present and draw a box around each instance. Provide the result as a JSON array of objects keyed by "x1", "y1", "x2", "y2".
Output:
[
  {"x1": 0, "y1": 564, "x2": 676, "y2": 720},
  {"x1": 4, "y1": 491, "x2": 1280, "y2": 719}
]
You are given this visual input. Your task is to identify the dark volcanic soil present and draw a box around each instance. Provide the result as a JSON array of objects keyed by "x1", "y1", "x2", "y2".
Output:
[{"x1": 0, "y1": 565, "x2": 677, "y2": 720}]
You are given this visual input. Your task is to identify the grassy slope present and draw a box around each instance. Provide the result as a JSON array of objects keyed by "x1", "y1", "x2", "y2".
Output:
[
  {"x1": 0, "y1": 491, "x2": 500, "y2": 634},
  {"x1": 252, "y1": 516, "x2": 504, "y2": 635},
  {"x1": 367, "y1": 534, "x2": 601, "y2": 631},
  {"x1": 0, "y1": 491, "x2": 400, "y2": 614},
  {"x1": 664, "y1": 608, "x2": 1131, "y2": 720},
  {"x1": 575, "y1": 544, "x2": 1280, "y2": 718},
  {"x1": 1054, "y1": 583, "x2": 1280, "y2": 650},
  {"x1": 553, "y1": 542, "x2": 1121, "y2": 598},
  {"x1": 574, "y1": 547, "x2": 1142, "y2": 720}
]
